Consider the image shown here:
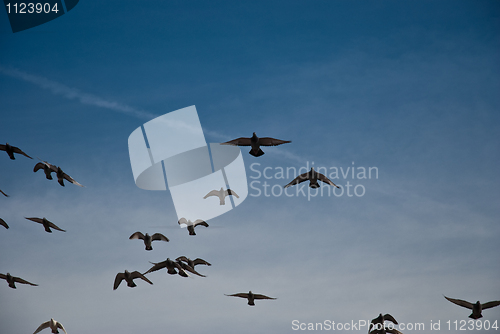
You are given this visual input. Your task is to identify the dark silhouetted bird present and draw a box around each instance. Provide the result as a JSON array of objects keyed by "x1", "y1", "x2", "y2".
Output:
[
  {"x1": 0, "y1": 218, "x2": 8, "y2": 229},
  {"x1": 369, "y1": 313, "x2": 402, "y2": 334},
  {"x1": 204, "y1": 187, "x2": 239, "y2": 205},
  {"x1": 113, "y1": 270, "x2": 153, "y2": 290},
  {"x1": 284, "y1": 167, "x2": 339, "y2": 189},
  {"x1": 0, "y1": 272, "x2": 38, "y2": 289},
  {"x1": 221, "y1": 132, "x2": 291, "y2": 157},
  {"x1": 144, "y1": 258, "x2": 189, "y2": 277},
  {"x1": 0, "y1": 142, "x2": 32, "y2": 160},
  {"x1": 0, "y1": 189, "x2": 8, "y2": 197},
  {"x1": 176, "y1": 256, "x2": 211, "y2": 268},
  {"x1": 178, "y1": 218, "x2": 208, "y2": 236},
  {"x1": 33, "y1": 160, "x2": 83, "y2": 187},
  {"x1": 444, "y1": 296, "x2": 500, "y2": 319},
  {"x1": 129, "y1": 232, "x2": 169, "y2": 250},
  {"x1": 225, "y1": 291, "x2": 276, "y2": 306},
  {"x1": 33, "y1": 318, "x2": 67, "y2": 334},
  {"x1": 24, "y1": 217, "x2": 66, "y2": 233}
]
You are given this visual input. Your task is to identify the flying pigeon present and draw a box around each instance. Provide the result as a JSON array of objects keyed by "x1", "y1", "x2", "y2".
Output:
[
  {"x1": 221, "y1": 132, "x2": 291, "y2": 157},
  {"x1": 178, "y1": 218, "x2": 208, "y2": 236},
  {"x1": 33, "y1": 318, "x2": 67, "y2": 334},
  {"x1": 369, "y1": 313, "x2": 402, "y2": 334},
  {"x1": 203, "y1": 187, "x2": 239, "y2": 205},
  {"x1": 444, "y1": 296, "x2": 500, "y2": 319},
  {"x1": 0, "y1": 218, "x2": 8, "y2": 229},
  {"x1": 0, "y1": 273, "x2": 38, "y2": 289},
  {"x1": 0, "y1": 142, "x2": 32, "y2": 160},
  {"x1": 129, "y1": 232, "x2": 169, "y2": 250},
  {"x1": 0, "y1": 189, "x2": 8, "y2": 197},
  {"x1": 225, "y1": 291, "x2": 276, "y2": 306},
  {"x1": 144, "y1": 258, "x2": 189, "y2": 277},
  {"x1": 113, "y1": 270, "x2": 153, "y2": 290},
  {"x1": 284, "y1": 167, "x2": 339, "y2": 189},
  {"x1": 34, "y1": 160, "x2": 84, "y2": 187},
  {"x1": 175, "y1": 256, "x2": 211, "y2": 268},
  {"x1": 24, "y1": 217, "x2": 66, "y2": 233}
]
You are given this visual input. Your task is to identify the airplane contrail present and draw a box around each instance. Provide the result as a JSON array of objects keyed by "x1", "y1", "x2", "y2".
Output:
[{"x1": 0, "y1": 66, "x2": 157, "y2": 119}]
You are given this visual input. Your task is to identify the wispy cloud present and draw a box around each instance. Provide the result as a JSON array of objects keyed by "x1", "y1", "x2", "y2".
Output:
[{"x1": 0, "y1": 66, "x2": 158, "y2": 119}]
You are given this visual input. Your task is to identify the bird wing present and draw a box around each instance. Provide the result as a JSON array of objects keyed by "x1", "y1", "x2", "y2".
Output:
[
  {"x1": 33, "y1": 321, "x2": 50, "y2": 334},
  {"x1": 47, "y1": 221, "x2": 66, "y2": 232},
  {"x1": 33, "y1": 162, "x2": 46, "y2": 173},
  {"x1": 0, "y1": 144, "x2": 5, "y2": 151},
  {"x1": 178, "y1": 218, "x2": 188, "y2": 226},
  {"x1": 130, "y1": 271, "x2": 153, "y2": 285},
  {"x1": 194, "y1": 220, "x2": 209, "y2": 227},
  {"x1": 221, "y1": 137, "x2": 252, "y2": 146},
  {"x1": 193, "y1": 258, "x2": 211, "y2": 266},
  {"x1": 258, "y1": 137, "x2": 291, "y2": 146},
  {"x1": 383, "y1": 314, "x2": 398, "y2": 324},
  {"x1": 482, "y1": 300, "x2": 500, "y2": 310},
  {"x1": 226, "y1": 189, "x2": 239, "y2": 198},
  {"x1": 25, "y1": 217, "x2": 44, "y2": 224},
  {"x1": 253, "y1": 294, "x2": 277, "y2": 300},
  {"x1": 13, "y1": 276, "x2": 38, "y2": 286},
  {"x1": 56, "y1": 322, "x2": 67, "y2": 334},
  {"x1": 317, "y1": 173, "x2": 339, "y2": 188},
  {"x1": 225, "y1": 293, "x2": 249, "y2": 299},
  {"x1": 444, "y1": 296, "x2": 474, "y2": 309},
  {"x1": 179, "y1": 263, "x2": 205, "y2": 277},
  {"x1": 151, "y1": 233, "x2": 169, "y2": 242},
  {"x1": 144, "y1": 261, "x2": 167, "y2": 274},
  {"x1": 284, "y1": 171, "x2": 310, "y2": 188},
  {"x1": 113, "y1": 273, "x2": 126, "y2": 290},
  {"x1": 63, "y1": 172, "x2": 84, "y2": 187},
  {"x1": 176, "y1": 256, "x2": 189, "y2": 263},
  {"x1": 203, "y1": 190, "x2": 220, "y2": 199},
  {"x1": 0, "y1": 273, "x2": 6, "y2": 280},
  {"x1": 0, "y1": 218, "x2": 9, "y2": 229},
  {"x1": 11, "y1": 146, "x2": 33, "y2": 159},
  {"x1": 129, "y1": 232, "x2": 145, "y2": 240},
  {"x1": 0, "y1": 189, "x2": 8, "y2": 197}
]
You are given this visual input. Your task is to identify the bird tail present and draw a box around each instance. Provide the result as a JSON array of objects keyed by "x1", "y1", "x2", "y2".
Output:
[{"x1": 250, "y1": 148, "x2": 265, "y2": 157}]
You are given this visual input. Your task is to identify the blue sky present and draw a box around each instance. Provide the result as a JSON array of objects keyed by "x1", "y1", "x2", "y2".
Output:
[{"x1": 1, "y1": 1, "x2": 499, "y2": 333}]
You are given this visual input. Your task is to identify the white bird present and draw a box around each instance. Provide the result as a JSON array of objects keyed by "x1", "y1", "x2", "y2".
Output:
[
  {"x1": 0, "y1": 218, "x2": 8, "y2": 229},
  {"x1": 225, "y1": 291, "x2": 276, "y2": 306},
  {"x1": 113, "y1": 270, "x2": 153, "y2": 290},
  {"x1": 33, "y1": 318, "x2": 67, "y2": 334},
  {"x1": 0, "y1": 272, "x2": 38, "y2": 289},
  {"x1": 203, "y1": 187, "x2": 239, "y2": 205},
  {"x1": 284, "y1": 167, "x2": 339, "y2": 189},
  {"x1": 0, "y1": 142, "x2": 32, "y2": 160},
  {"x1": 444, "y1": 296, "x2": 500, "y2": 319},
  {"x1": 221, "y1": 132, "x2": 291, "y2": 157},
  {"x1": 129, "y1": 232, "x2": 169, "y2": 250},
  {"x1": 178, "y1": 218, "x2": 209, "y2": 236}
]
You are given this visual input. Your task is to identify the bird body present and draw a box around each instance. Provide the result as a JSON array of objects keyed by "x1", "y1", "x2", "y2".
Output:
[
  {"x1": 225, "y1": 291, "x2": 276, "y2": 306},
  {"x1": 33, "y1": 318, "x2": 67, "y2": 334},
  {"x1": 369, "y1": 313, "x2": 402, "y2": 334},
  {"x1": 221, "y1": 132, "x2": 291, "y2": 157},
  {"x1": 129, "y1": 232, "x2": 169, "y2": 250},
  {"x1": 445, "y1": 296, "x2": 500, "y2": 319},
  {"x1": 178, "y1": 218, "x2": 208, "y2": 236},
  {"x1": 204, "y1": 187, "x2": 239, "y2": 205},
  {"x1": 25, "y1": 217, "x2": 66, "y2": 233},
  {"x1": 113, "y1": 270, "x2": 153, "y2": 290},
  {"x1": 0, "y1": 272, "x2": 38, "y2": 289},
  {"x1": 0, "y1": 142, "x2": 32, "y2": 160},
  {"x1": 284, "y1": 167, "x2": 339, "y2": 189}
]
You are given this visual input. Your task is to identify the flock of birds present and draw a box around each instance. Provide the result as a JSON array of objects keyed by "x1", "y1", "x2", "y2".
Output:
[{"x1": 2, "y1": 133, "x2": 499, "y2": 333}]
